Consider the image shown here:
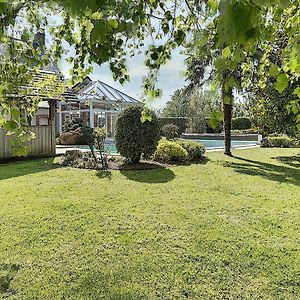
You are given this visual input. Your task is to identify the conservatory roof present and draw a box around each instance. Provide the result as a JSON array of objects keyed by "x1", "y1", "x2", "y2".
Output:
[{"x1": 75, "y1": 77, "x2": 141, "y2": 105}]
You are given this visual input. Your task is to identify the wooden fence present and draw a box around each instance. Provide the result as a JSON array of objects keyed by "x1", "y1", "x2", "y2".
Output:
[{"x1": 0, "y1": 125, "x2": 55, "y2": 160}]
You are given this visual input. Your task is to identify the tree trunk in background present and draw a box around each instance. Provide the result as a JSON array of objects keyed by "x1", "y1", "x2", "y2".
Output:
[
  {"x1": 222, "y1": 80, "x2": 233, "y2": 156},
  {"x1": 223, "y1": 103, "x2": 233, "y2": 156}
]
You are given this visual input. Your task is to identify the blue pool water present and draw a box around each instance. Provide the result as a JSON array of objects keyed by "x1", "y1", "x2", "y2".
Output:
[
  {"x1": 188, "y1": 139, "x2": 258, "y2": 149},
  {"x1": 73, "y1": 139, "x2": 257, "y2": 154}
]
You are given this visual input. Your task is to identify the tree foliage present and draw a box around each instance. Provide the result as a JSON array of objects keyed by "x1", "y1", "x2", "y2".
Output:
[
  {"x1": 163, "y1": 88, "x2": 222, "y2": 133},
  {"x1": 0, "y1": 0, "x2": 299, "y2": 155}
]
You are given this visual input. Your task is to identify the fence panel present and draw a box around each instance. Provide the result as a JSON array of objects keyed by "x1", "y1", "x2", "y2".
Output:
[{"x1": 0, "y1": 126, "x2": 54, "y2": 160}]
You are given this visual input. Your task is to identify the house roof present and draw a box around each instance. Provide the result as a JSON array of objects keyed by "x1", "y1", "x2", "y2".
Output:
[
  {"x1": 0, "y1": 39, "x2": 75, "y2": 102},
  {"x1": 76, "y1": 77, "x2": 141, "y2": 105},
  {"x1": 1, "y1": 38, "x2": 140, "y2": 105}
]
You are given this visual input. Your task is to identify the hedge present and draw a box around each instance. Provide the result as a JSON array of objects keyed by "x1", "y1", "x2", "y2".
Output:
[
  {"x1": 158, "y1": 117, "x2": 189, "y2": 134},
  {"x1": 232, "y1": 117, "x2": 252, "y2": 130},
  {"x1": 261, "y1": 135, "x2": 300, "y2": 148},
  {"x1": 115, "y1": 106, "x2": 161, "y2": 162}
]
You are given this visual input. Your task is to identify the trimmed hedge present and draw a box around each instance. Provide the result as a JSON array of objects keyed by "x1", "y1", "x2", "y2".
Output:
[
  {"x1": 232, "y1": 117, "x2": 252, "y2": 130},
  {"x1": 261, "y1": 135, "x2": 300, "y2": 148},
  {"x1": 177, "y1": 140, "x2": 205, "y2": 160},
  {"x1": 115, "y1": 106, "x2": 161, "y2": 163},
  {"x1": 231, "y1": 129, "x2": 259, "y2": 135},
  {"x1": 159, "y1": 117, "x2": 189, "y2": 134},
  {"x1": 153, "y1": 139, "x2": 206, "y2": 163},
  {"x1": 153, "y1": 140, "x2": 188, "y2": 162}
]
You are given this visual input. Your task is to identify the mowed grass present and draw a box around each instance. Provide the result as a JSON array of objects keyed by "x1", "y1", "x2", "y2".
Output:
[{"x1": 0, "y1": 148, "x2": 299, "y2": 299}]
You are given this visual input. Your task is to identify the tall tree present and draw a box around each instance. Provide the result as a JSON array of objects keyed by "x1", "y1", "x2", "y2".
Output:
[
  {"x1": 163, "y1": 88, "x2": 222, "y2": 133},
  {"x1": 162, "y1": 88, "x2": 191, "y2": 118}
]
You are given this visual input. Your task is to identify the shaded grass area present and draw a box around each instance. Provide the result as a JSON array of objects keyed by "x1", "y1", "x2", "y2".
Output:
[{"x1": 0, "y1": 148, "x2": 299, "y2": 299}]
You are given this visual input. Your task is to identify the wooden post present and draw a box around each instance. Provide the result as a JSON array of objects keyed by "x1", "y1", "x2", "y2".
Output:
[
  {"x1": 48, "y1": 99, "x2": 56, "y2": 156},
  {"x1": 58, "y1": 102, "x2": 63, "y2": 133},
  {"x1": 89, "y1": 100, "x2": 94, "y2": 128}
]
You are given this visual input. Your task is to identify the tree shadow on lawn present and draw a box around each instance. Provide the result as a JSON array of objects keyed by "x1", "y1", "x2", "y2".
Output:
[
  {"x1": 119, "y1": 158, "x2": 208, "y2": 184},
  {"x1": 120, "y1": 164, "x2": 175, "y2": 183},
  {"x1": 0, "y1": 263, "x2": 21, "y2": 295},
  {"x1": 96, "y1": 170, "x2": 112, "y2": 180},
  {"x1": 272, "y1": 154, "x2": 300, "y2": 169},
  {"x1": 223, "y1": 156, "x2": 300, "y2": 186},
  {"x1": 0, "y1": 158, "x2": 59, "y2": 181}
]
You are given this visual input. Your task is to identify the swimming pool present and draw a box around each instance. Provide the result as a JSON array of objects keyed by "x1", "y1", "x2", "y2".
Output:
[
  {"x1": 187, "y1": 139, "x2": 258, "y2": 149},
  {"x1": 68, "y1": 138, "x2": 258, "y2": 154}
]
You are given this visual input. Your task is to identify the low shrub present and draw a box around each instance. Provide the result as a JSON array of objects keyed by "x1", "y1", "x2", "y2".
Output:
[
  {"x1": 153, "y1": 139, "x2": 188, "y2": 162},
  {"x1": 261, "y1": 135, "x2": 299, "y2": 148},
  {"x1": 61, "y1": 150, "x2": 98, "y2": 169},
  {"x1": 162, "y1": 123, "x2": 179, "y2": 140},
  {"x1": 231, "y1": 128, "x2": 259, "y2": 135},
  {"x1": 177, "y1": 140, "x2": 205, "y2": 160},
  {"x1": 81, "y1": 126, "x2": 108, "y2": 168},
  {"x1": 232, "y1": 117, "x2": 252, "y2": 130}
]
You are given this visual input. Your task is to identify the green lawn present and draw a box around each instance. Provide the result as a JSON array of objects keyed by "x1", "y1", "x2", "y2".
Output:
[{"x1": 0, "y1": 148, "x2": 299, "y2": 299}]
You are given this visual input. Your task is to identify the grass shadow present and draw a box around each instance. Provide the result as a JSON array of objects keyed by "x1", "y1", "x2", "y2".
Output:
[
  {"x1": 223, "y1": 156, "x2": 300, "y2": 186},
  {"x1": 120, "y1": 167, "x2": 175, "y2": 184},
  {"x1": 96, "y1": 170, "x2": 112, "y2": 180},
  {"x1": 272, "y1": 154, "x2": 300, "y2": 168},
  {"x1": 171, "y1": 157, "x2": 210, "y2": 167},
  {"x1": 0, "y1": 158, "x2": 59, "y2": 181},
  {"x1": 0, "y1": 263, "x2": 21, "y2": 295}
]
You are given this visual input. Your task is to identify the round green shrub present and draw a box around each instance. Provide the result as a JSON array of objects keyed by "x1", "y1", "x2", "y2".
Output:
[
  {"x1": 177, "y1": 140, "x2": 205, "y2": 160},
  {"x1": 162, "y1": 123, "x2": 180, "y2": 140},
  {"x1": 115, "y1": 106, "x2": 161, "y2": 163},
  {"x1": 153, "y1": 139, "x2": 188, "y2": 162}
]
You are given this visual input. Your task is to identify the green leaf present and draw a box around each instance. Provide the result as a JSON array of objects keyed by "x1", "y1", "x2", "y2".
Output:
[
  {"x1": 3, "y1": 120, "x2": 18, "y2": 131},
  {"x1": 0, "y1": 117, "x2": 6, "y2": 126},
  {"x1": 207, "y1": 0, "x2": 219, "y2": 13},
  {"x1": 210, "y1": 110, "x2": 223, "y2": 129},
  {"x1": 108, "y1": 19, "x2": 118, "y2": 30},
  {"x1": 291, "y1": 104, "x2": 298, "y2": 115},
  {"x1": 140, "y1": 109, "x2": 153, "y2": 123},
  {"x1": 222, "y1": 47, "x2": 231, "y2": 59},
  {"x1": 279, "y1": 0, "x2": 289, "y2": 8},
  {"x1": 269, "y1": 64, "x2": 280, "y2": 76},
  {"x1": 293, "y1": 87, "x2": 300, "y2": 98},
  {"x1": 10, "y1": 107, "x2": 20, "y2": 120},
  {"x1": 174, "y1": 30, "x2": 186, "y2": 46},
  {"x1": 11, "y1": 145, "x2": 29, "y2": 157},
  {"x1": 274, "y1": 73, "x2": 289, "y2": 93}
]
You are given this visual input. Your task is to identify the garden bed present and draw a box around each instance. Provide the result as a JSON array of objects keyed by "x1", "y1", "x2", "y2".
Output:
[{"x1": 58, "y1": 150, "x2": 206, "y2": 170}]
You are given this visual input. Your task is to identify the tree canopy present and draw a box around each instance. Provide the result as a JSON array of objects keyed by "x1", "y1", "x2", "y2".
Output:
[{"x1": 0, "y1": 0, "x2": 299, "y2": 154}]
